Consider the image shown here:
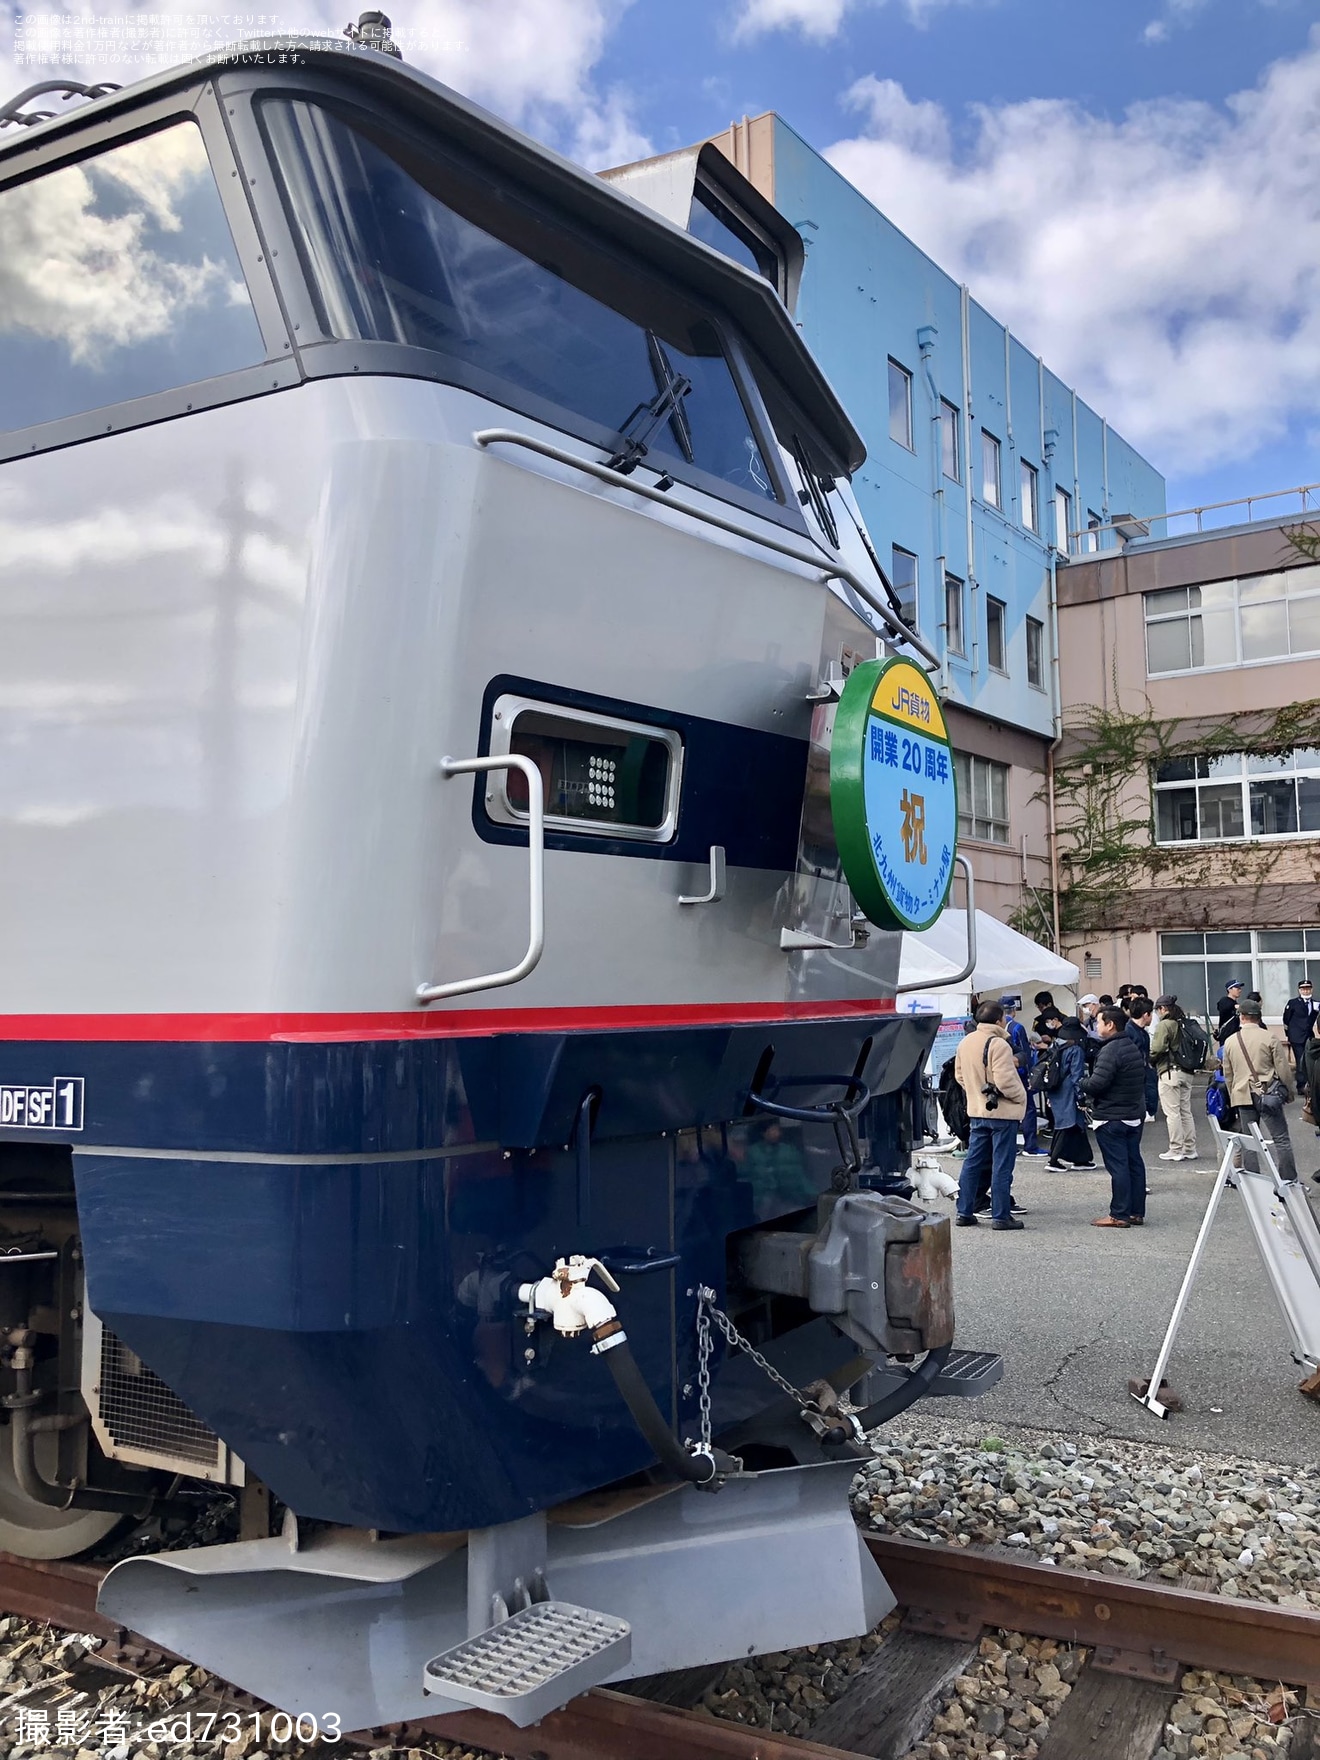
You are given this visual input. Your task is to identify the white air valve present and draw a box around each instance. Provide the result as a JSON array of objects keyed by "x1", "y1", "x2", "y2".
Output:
[{"x1": 518, "y1": 1256, "x2": 626, "y2": 1351}]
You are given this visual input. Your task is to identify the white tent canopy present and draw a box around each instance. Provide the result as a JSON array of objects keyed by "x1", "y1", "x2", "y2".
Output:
[{"x1": 897, "y1": 909, "x2": 1078, "y2": 1001}]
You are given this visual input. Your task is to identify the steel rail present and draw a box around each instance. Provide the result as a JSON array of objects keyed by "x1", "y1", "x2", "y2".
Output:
[
  {"x1": 866, "y1": 1533, "x2": 1320, "y2": 1689},
  {"x1": 6, "y1": 1535, "x2": 1320, "y2": 1758},
  {"x1": 0, "y1": 1549, "x2": 120, "y2": 1637},
  {"x1": 418, "y1": 1688, "x2": 859, "y2": 1759}
]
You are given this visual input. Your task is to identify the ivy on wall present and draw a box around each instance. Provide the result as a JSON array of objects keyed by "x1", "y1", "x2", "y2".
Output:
[{"x1": 1046, "y1": 695, "x2": 1320, "y2": 935}]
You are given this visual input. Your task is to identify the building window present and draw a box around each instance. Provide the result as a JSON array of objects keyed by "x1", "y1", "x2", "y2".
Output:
[
  {"x1": 1144, "y1": 567, "x2": 1320, "y2": 675},
  {"x1": 1158, "y1": 929, "x2": 1320, "y2": 1022},
  {"x1": 1026, "y1": 616, "x2": 1045, "y2": 689},
  {"x1": 888, "y1": 359, "x2": 913, "y2": 449},
  {"x1": 1055, "y1": 486, "x2": 1072, "y2": 556},
  {"x1": 945, "y1": 572, "x2": 965, "y2": 656},
  {"x1": 1020, "y1": 460, "x2": 1039, "y2": 533},
  {"x1": 1084, "y1": 510, "x2": 1102, "y2": 553},
  {"x1": 940, "y1": 399, "x2": 960, "y2": 481},
  {"x1": 954, "y1": 752, "x2": 1010, "y2": 844},
  {"x1": 986, "y1": 595, "x2": 1007, "y2": 672},
  {"x1": 891, "y1": 545, "x2": 918, "y2": 630},
  {"x1": 981, "y1": 431, "x2": 1001, "y2": 508},
  {"x1": 1153, "y1": 747, "x2": 1320, "y2": 846}
]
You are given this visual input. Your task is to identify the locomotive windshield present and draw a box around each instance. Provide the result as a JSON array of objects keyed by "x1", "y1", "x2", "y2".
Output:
[
  {"x1": 262, "y1": 100, "x2": 777, "y2": 501},
  {"x1": 0, "y1": 121, "x2": 266, "y2": 434}
]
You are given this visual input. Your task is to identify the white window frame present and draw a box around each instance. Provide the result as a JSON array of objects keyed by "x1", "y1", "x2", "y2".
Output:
[
  {"x1": 891, "y1": 544, "x2": 919, "y2": 631},
  {"x1": 1158, "y1": 928, "x2": 1320, "y2": 1025},
  {"x1": 944, "y1": 571, "x2": 966, "y2": 657},
  {"x1": 1144, "y1": 567, "x2": 1320, "y2": 677},
  {"x1": 940, "y1": 398, "x2": 960, "y2": 482},
  {"x1": 981, "y1": 430, "x2": 1001, "y2": 509},
  {"x1": 954, "y1": 751, "x2": 1010, "y2": 844},
  {"x1": 986, "y1": 594, "x2": 1008, "y2": 674},
  {"x1": 1025, "y1": 615, "x2": 1045, "y2": 690},
  {"x1": 1055, "y1": 486, "x2": 1072, "y2": 556},
  {"x1": 1020, "y1": 459, "x2": 1039, "y2": 533},
  {"x1": 1151, "y1": 746, "x2": 1320, "y2": 848},
  {"x1": 888, "y1": 358, "x2": 914, "y2": 450}
]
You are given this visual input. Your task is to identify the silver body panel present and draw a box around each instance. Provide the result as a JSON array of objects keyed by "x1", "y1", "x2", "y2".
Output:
[{"x1": 0, "y1": 375, "x2": 901, "y2": 1016}]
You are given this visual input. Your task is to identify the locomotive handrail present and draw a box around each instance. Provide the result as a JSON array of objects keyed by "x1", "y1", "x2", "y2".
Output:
[
  {"x1": 472, "y1": 428, "x2": 943, "y2": 670},
  {"x1": 893, "y1": 852, "x2": 977, "y2": 994},
  {"x1": 416, "y1": 754, "x2": 545, "y2": 1004}
]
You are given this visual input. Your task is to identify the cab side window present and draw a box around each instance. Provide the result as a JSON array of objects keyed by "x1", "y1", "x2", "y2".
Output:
[
  {"x1": 263, "y1": 100, "x2": 777, "y2": 504},
  {"x1": 0, "y1": 120, "x2": 267, "y2": 435}
]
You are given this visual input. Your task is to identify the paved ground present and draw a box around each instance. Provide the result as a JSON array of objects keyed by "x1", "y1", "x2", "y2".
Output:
[{"x1": 924, "y1": 1091, "x2": 1320, "y2": 1465}]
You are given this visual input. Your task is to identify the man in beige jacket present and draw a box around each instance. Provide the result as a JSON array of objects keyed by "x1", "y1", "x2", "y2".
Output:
[
  {"x1": 954, "y1": 1002, "x2": 1027, "y2": 1230},
  {"x1": 1221, "y1": 998, "x2": 1298, "y2": 1181}
]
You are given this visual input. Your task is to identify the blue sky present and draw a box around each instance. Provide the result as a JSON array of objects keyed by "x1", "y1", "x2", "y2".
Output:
[{"x1": 3, "y1": 0, "x2": 1319, "y2": 516}]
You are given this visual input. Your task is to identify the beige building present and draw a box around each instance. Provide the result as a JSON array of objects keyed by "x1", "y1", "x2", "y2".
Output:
[{"x1": 1055, "y1": 515, "x2": 1320, "y2": 1019}]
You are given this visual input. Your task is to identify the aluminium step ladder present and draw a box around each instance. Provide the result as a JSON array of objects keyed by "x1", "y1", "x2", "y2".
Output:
[{"x1": 1134, "y1": 1117, "x2": 1320, "y2": 1418}]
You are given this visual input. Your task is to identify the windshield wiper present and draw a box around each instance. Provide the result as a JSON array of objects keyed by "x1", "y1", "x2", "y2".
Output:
[{"x1": 607, "y1": 333, "x2": 693, "y2": 480}]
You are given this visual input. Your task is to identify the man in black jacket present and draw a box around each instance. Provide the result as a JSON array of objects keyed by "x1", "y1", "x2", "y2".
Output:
[
  {"x1": 1124, "y1": 994, "x2": 1159, "y2": 1119},
  {"x1": 1283, "y1": 978, "x2": 1317, "y2": 1093},
  {"x1": 1083, "y1": 1007, "x2": 1148, "y2": 1229}
]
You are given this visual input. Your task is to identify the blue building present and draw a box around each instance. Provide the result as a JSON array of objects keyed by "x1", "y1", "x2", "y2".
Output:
[{"x1": 607, "y1": 113, "x2": 1166, "y2": 941}]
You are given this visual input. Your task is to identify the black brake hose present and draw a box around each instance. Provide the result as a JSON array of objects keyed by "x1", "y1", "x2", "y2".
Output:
[
  {"x1": 851, "y1": 1342, "x2": 953, "y2": 1431},
  {"x1": 597, "y1": 1331, "x2": 734, "y2": 1490}
]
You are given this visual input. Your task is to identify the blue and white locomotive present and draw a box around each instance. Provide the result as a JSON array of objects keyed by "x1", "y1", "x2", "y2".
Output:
[{"x1": 0, "y1": 28, "x2": 979, "y2": 1727}]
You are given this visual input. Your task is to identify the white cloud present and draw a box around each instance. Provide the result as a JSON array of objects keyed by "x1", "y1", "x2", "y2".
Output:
[
  {"x1": 0, "y1": 124, "x2": 232, "y2": 363},
  {"x1": 1142, "y1": 0, "x2": 1209, "y2": 46},
  {"x1": 0, "y1": 0, "x2": 647, "y2": 170},
  {"x1": 826, "y1": 31, "x2": 1320, "y2": 475},
  {"x1": 733, "y1": 0, "x2": 988, "y2": 43}
]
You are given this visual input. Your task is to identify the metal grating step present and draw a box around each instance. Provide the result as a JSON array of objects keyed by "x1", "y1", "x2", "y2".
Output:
[
  {"x1": 423, "y1": 1600, "x2": 631, "y2": 1726},
  {"x1": 931, "y1": 1350, "x2": 1004, "y2": 1396}
]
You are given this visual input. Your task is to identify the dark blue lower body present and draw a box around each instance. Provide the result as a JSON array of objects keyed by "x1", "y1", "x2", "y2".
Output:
[
  {"x1": 957, "y1": 1117, "x2": 1018, "y2": 1222},
  {"x1": 1095, "y1": 1120, "x2": 1146, "y2": 1220},
  {"x1": 1, "y1": 1013, "x2": 939, "y2": 1532}
]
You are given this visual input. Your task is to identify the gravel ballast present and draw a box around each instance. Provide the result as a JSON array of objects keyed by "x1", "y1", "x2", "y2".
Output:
[{"x1": 853, "y1": 1426, "x2": 1320, "y2": 1609}]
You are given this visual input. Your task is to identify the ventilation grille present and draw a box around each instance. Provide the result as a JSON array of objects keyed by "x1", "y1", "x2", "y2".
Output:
[{"x1": 98, "y1": 1328, "x2": 224, "y2": 1470}]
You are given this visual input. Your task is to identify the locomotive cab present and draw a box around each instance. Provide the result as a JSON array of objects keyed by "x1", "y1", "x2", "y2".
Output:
[{"x1": 0, "y1": 36, "x2": 986, "y2": 1727}]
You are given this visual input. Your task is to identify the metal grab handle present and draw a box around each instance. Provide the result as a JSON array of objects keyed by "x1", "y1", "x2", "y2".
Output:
[
  {"x1": 679, "y1": 845, "x2": 726, "y2": 906},
  {"x1": 746, "y1": 1074, "x2": 872, "y2": 1124},
  {"x1": 894, "y1": 852, "x2": 977, "y2": 994},
  {"x1": 473, "y1": 428, "x2": 941, "y2": 670},
  {"x1": 416, "y1": 754, "x2": 545, "y2": 1005}
]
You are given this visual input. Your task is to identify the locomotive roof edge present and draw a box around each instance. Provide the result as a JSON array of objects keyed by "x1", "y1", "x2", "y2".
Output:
[{"x1": 0, "y1": 37, "x2": 867, "y2": 476}]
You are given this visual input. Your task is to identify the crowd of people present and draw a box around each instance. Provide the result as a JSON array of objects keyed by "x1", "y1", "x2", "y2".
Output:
[{"x1": 937, "y1": 976, "x2": 1320, "y2": 1235}]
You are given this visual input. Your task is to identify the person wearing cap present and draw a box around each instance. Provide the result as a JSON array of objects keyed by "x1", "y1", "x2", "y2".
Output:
[
  {"x1": 1078, "y1": 994, "x2": 1102, "y2": 1037},
  {"x1": 1150, "y1": 996, "x2": 1199, "y2": 1161},
  {"x1": 1000, "y1": 995, "x2": 1044, "y2": 1157},
  {"x1": 1214, "y1": 979, "x2": 1244, "y2": 1046},
  {"x1": 1283, "y1": 978, "x2": 1318, "y2": 1094},
  {"x1": 1221, "y1": 999, "x2": 1298, "y2": 1181}
]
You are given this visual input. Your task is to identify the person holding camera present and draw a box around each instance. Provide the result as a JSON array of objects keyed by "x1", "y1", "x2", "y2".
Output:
[
  {"x1": 953, "y1": 1001, "x2": 1027, "y2": 1231},
  {"x1": 1221, "y1": 997, "x2": 1298, "y2": 1181},
  {"x1": 1083, "y1": 1007, "x2": 1148, "y2": 1228}
]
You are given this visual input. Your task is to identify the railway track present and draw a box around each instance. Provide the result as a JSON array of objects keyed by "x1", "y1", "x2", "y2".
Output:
[{"x1": 1, "y1": 1533, "x2": 1317, "y2": 1760}]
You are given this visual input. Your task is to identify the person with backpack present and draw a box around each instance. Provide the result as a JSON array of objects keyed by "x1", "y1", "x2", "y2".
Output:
[
  {"x1": 1000, "y1": 995, "x2": 1044, "y2": 1157},
  {"x1": 1150, "y1": 995, "x2": 1205, "y2": 1161},
  {"x1": 1040, "y1": 1018, "x2": 1094, "y2": 1170}
]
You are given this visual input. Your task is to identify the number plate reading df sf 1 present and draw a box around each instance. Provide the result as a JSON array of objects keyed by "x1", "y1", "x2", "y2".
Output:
[
  {"x1": 0, "y1": 1078, "x2": 85, "y2": 1131},
  {"x1": 829, "y1": 656, "x2": 957, "y2": 933}
]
